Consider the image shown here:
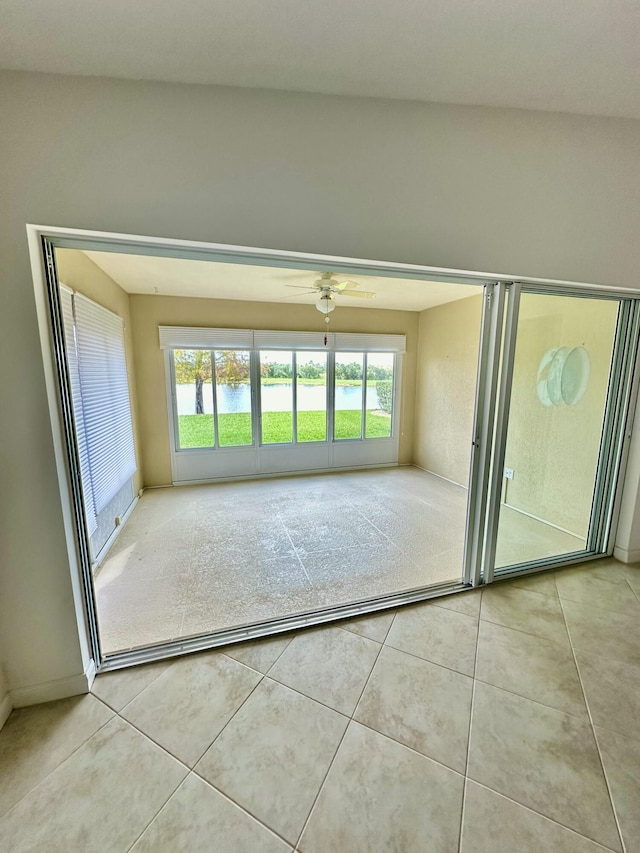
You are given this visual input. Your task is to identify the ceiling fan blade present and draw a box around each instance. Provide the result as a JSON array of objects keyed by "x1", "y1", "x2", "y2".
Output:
[
  {"x1": 335, "y1": 280, "x2": 360, "y2": 291},
  {"x1": 340, "y1": 289, "x2": 375, "y2": 299},
  {"x1": 280, "y1": 290, "x2": 317, "y2": 299},
  {"x1": 284, "y1": 284, "x2": 320, "y2": 290}
]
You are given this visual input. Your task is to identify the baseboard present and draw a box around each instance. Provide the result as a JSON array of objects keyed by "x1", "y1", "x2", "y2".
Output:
[
  {"x1": 173, "y1": 462, "x2": 400, "y2": 487},
  {"x1": 613, "y1": 545, "x2": 640, "y2": 564},
  {"x1": 411, "y1": 464, "x2": 468, "y2": 490},
  {"x1": 92, "y1": 495, "x2": 139, "y2": 574},
  {"x1": 0, "y1": 691, "x2": 12, "y2": 730},
  {"x1": 502, "y1": 502, "x2": 583, "y2": 541},
  {"x1": 10, "y1": 658, "x2": 96, "y2": 709}
]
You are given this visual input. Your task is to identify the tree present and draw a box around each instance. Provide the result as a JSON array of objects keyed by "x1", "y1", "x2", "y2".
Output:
[
  {"x1": 336, "y1": 361, "x2": 363, "y2": 381},
  {"x1": 297, "y1": 361, "x2": 324, "y2": 379},
  {"x1": 216, "y1": 351, "x2": 250, "y2": 387},
  {"x1": 377, "y1": 380, "x2": 392, "y2": 414},
  {"x1": 174, "y1": 349, "x2": 212, "y2": 414}
]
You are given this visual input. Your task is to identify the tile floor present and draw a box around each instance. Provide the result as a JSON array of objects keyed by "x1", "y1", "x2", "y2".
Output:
[
  {"x1": 94, "y1": 467, "x2": 583, "y2": 653},
  {"x1": 2, "y1": 557, "x2": 639, "y2": 852}
]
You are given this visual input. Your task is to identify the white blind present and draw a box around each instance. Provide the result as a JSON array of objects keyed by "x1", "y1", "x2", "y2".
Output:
[
  {"x1": 159, "y1": 326, "x2": 253, "y2": 350},
  {"x1": 159, "y1": 326, "x2": 405, "y2": 353},
  {"x1": 74, "y1": 294, "x2": 137, "y2": 514},
  {"x1": 60, "y1": 287, "x2": 98, "y2": 536},
  {"x1": 334, "y1": 333, "x2": 406, "y2": 353},
  {"x1": 253, "y1": 330, "x2": 335, "y2": 350}
]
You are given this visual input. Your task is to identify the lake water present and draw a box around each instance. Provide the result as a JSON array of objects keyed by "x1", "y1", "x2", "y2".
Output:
[{"x1": 176, "y1": 383, "x2": 383, "y2": 415}]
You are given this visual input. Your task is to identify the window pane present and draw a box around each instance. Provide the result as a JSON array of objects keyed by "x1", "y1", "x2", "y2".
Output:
[
  {"x1": 215, "y1": 350, "x2": 253, "y2": 446},
  {"x1": 366, "y1": 353, "x2": 394, "y2": 438},
  {"x1": 334, "y1": 353, "x2": 363, "y2": 439},
  {"x1": 261, "y1": 351, "x2": 293, "y2": 444},
  {"x1": 494, "y1": 293, "x2": 618, "y2": 568},
  {"x1": 296, "y1": 351, "x2": 328, "y2": 442},
  {"x1": 174, "y1": 349, "x2": 214, "y2": 448}
]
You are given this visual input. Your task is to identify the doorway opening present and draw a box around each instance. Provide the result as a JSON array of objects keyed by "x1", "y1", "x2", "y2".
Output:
[{"x1": 31, "y1": 227, "x2": 640, "y2": 671}]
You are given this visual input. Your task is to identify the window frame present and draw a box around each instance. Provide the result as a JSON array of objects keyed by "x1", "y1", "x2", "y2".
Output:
[{"x1": 171, "y1": 345, "x2": 397, "y2": 452}]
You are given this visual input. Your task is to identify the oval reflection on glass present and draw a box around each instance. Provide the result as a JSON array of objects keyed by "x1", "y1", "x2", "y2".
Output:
[
  {"x1": 561, "y1": 346, "x2": 590, "y2": 405},
  {"x1": 537, "y1": 346, "x2": 590, "y2": 407}
]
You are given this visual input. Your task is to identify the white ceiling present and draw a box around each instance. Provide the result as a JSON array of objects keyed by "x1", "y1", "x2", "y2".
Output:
[
  {"x1": 1, "y1": 1, "x2": 639, "y2": 119},
  {"x1": 83, "y1": 251, "x2": 481, "y2": 312}
]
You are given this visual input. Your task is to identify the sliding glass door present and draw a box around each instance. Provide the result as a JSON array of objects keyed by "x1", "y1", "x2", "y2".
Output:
[{"x1": 479, "y1": 287, "x2": 640, "y2": 582}]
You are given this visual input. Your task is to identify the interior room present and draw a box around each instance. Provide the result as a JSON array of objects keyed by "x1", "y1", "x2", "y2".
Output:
[
  {"x1": 1, "y1": 4, "x2": 640, "y2": 850},
  {"x1": 54, "y1": 247, "x2": 604, "y2": 657},
  {"x1": 55, "y1": 247, "x2": 482, "y2": 653}
]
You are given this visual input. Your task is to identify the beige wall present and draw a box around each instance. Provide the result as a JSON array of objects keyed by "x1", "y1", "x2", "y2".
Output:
[
  {"x1": 130, "y1": 294, "x2": 418, "y2": 485},
  {"x1": 55, "y1": 249, "x2": 143, "y2": 493},
  {"x1": 413, "y1": 295, "x2": 483, "y2": 485},
  {"x1": 1, "y1": 69, "x2": 640, "y2": 700},
  {"x1": 414, "y1": 292, "x2": 620, "y2": 538},
  {"x1": 504, "y1": 295, "x2": 619, "y2": 537}
]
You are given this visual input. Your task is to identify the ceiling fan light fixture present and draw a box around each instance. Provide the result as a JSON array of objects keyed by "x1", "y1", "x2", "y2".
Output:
[{"x1": 315, "y1": 294, "x2": 336, "y2": 314}]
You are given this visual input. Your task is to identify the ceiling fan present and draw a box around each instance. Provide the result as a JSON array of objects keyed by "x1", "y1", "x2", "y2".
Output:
[{"x1": 281, "y1": 272, "x2": 375, "y2": 323}]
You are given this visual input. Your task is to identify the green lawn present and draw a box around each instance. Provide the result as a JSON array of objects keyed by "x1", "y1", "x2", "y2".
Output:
[{"x1": 178, "y1": 409, "x2": 391, "y2": 448}]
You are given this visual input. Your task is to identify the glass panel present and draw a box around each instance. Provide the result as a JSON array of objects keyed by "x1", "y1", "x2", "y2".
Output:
[
  {"x1": 260, "y1": 351, "x2": 293, "y2": 444},
  {"x1": 296, "y1": 351, "x2": 328, "y2": 442},
  {"x1": 215, "y1": 350, "x2": 252, "y2": 446},
  {"x1": 366, "y1": 353, "x2": 394, "y2": 438},
  {"x1": 494, "y1": 293, "x2": 619, "y2": 568},
  {"x1": 173, "y1": 349, "x2": 214, "y2": 448},
  {"x1": 334, "y1": 353, "x2": 364, "y2": 439}
]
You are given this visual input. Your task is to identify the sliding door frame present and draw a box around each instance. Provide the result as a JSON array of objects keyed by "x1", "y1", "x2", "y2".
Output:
[
  {"x1": 482, "y1": 286, "x2": 640, "y2": 586},
  {"x1": 28, "y1": 223, "x2": 640, "y2": 674}
]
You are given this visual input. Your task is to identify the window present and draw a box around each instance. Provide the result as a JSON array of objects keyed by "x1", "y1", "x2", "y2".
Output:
[
  {"x1": 296, "y1": 351, "x2": 328, "y2": 442},
  {"x1": 61, "y1": 288, "x2": 137, "y2": 534},
  {"x1": 174, "y1": 350, "x2": 214, "y2": 448},
  {"x1": 174, "y1": 348, "x2": 252, "y2": 448},
  {"x1": 334, "y1": 352, "x2": 364, "y2": 439},
  {"x1": 215, "y1": 350, "x2": 252, "y2": 446},
  {"x1": 366, "y1": 352, "x2": 394, "y2": 438},
  {"x1": 260, "y1": 350, "x2": 294, "y2": 444},
  {"x1": 164, "y1": 329, "x2": 403, "y2": 461},
  {"x1": 333, "y1": 351, "x2": 395, "y2": 440}
]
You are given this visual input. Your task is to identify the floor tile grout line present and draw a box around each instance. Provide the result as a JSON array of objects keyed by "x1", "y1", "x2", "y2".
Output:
[
  {"x1": 293, "y1": 625, "x2": 390, "y2": 850},
  {"x1": 467, "y1": 675, "x2": 597, "y2": 727},
  {"x1": 582, "y1": 718, "x2": 640, "y2": 747},
  {"x1": 478, "y1": 612, "x2": 572, "y2": 648},
  {"x1": 471, "y1": 674, "x2": 590, "y2": 722},
  {"x1": 465, "y1": 779, "x2": 622, "y2": 853},
  {"x1": 383, "y1": 636, "x2": 475, "y2": 679},
  {"x1": 457, "y1": 591, "x2": 482, "y2": 852},
  {"x1": 93, "y1": 666, "x2": 170, "y2": 714},
  {"x1": 264, "y1": 634, "x2": 296, "y2": 677},
  {"x1": 458, "y1": 777, "x2": 470, "y2": 853},
  {"x1": 124, "y1": 768, "x2": 189, "y2": 853},
  {"x1": 558, "y1": 595, "x2": 628, "y2": 853},
  {"x1": 190, "y1": 673, "x2": 267, "y2": 770},
  {"x1": 0, "y1": 710, "x2": 116, "y2": 825},
  {"x1": 555, "y1": 590, "x2": 640, "y2": 619},
  {"x1": 189, "y1": 766, "x2": 300, "y2": 849},
  {"x1": 111, "y1": 712, "x2": 193, "y2": 775}
]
